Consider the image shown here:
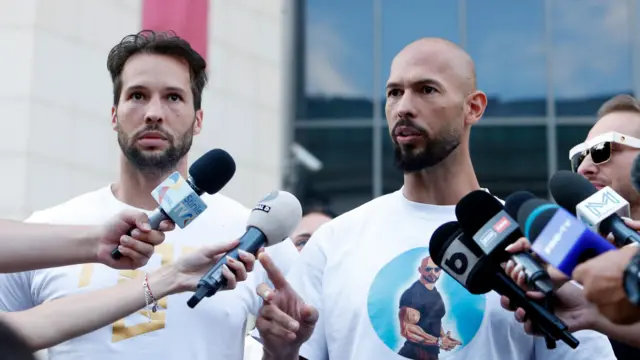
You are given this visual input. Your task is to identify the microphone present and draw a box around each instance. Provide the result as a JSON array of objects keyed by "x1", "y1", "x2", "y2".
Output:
[
  {"x1": 455, "y1": 190, "x2": 554, "y2": 295},
  {"x1": 632, "y1": 154, "x2": 640, "y2": 193},
  {"x1": 549, "y1": 170, "x2": 639, "y2": 247},
  {"x1": 430, "y1": 222, "x2": 579, "y2": 349},
  {"x1": 187, "y1": 190, "x2": 303, "y2": 308},
  {"x1": 111, "y1": 149, "x2": 236, "y2": 260},
  {"x1": 517, "y1": 197, "x2": 616, "y2": 277}
]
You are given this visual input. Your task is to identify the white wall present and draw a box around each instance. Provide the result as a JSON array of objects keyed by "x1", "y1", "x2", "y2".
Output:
[{"x1": 0, "y1": 0, "x2": 287, "y2": 220}]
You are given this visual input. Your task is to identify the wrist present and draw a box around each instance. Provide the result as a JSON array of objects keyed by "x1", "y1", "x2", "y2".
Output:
[
  {"x1": 84, "y1": 225, "x2": 103, "y2": 264},
  {"x1": 263, "y1": 345, "x2": 300, "y2": 360},
  {"x1": 147, "y1": 264, "x2": 180, "y2": 299}
]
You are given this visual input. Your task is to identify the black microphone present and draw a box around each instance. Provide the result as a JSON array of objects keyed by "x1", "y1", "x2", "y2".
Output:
[
  {"x1": 430, "y1": 222, "x2": 579, "y2": 349},
  {"x1": 187, "y1": 190, "x2": 302, "y2": 308},
  {"x1": 111, "y1": 149, "x2": 236, "y2": 260},
  {"x1": 455, "y1": 190, "x2": 555, "y2": 296},
  {"x1": 549, "y1": 170, "x2": 640, "y2": 247}
]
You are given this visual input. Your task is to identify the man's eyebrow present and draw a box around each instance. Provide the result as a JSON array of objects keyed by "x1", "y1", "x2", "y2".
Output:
[{"x1": 385, "y1": 78, "x2": 443, "y2": 90}]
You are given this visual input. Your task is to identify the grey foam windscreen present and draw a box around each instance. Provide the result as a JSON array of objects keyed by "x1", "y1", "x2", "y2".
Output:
[{"x1": 247, "y1": 191, "x2": 303, "y2": 246}]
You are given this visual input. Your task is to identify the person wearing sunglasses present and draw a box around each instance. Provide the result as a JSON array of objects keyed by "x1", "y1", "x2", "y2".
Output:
[
  {"x1": 501, "y1": 94, "x2": 640, "y2": 360},
  {"x1": 570, "y1": 96, "x2": 640, "y2": 220}
]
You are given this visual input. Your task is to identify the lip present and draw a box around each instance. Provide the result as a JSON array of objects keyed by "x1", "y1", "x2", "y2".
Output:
[
  {"x1": 588, "y1": 181, "x2": 606, "y2": 190},
  {"x1": 137, "y1": 131, "x2": 167, "y2": 141}
]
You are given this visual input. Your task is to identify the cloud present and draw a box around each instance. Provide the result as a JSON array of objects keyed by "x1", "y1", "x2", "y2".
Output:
[{"x1": 305, "y1": 22, "x2": 367, "y2": 98}]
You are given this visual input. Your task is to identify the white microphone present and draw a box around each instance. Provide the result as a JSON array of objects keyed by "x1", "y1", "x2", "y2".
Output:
[{"x1": 576, "y1": 186, "x2": 630, "y2": 232}]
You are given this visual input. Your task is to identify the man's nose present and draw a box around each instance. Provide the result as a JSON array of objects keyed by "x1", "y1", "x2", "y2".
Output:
[
  {"x1": 577, "y1": 154, "x2": 598, "y2": 177},
  {"x1": 396, "y1": 91, "x2": 417, "y2": 119},
  {"x1": 144, "y1": 97, "x2": 165, "y2": 124}
]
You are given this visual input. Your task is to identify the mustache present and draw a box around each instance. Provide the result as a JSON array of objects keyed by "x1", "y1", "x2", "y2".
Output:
[
  {"x1": 133, "y1": 124, "x2": 173, "y2": 142},
  {"x1": 392, "y1": 119, "x2": 428, "y2": 136}
]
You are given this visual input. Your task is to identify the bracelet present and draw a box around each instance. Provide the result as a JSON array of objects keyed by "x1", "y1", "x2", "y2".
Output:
[{"x1": 142, "y1": 273, "x2": 158, "y2": 321}]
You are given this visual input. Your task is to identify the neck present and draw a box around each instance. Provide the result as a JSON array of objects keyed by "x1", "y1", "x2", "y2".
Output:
[
  {"x1": 402, "y1": 145, "x2": 480, "y2": 205},
  {"x1": 112, "y1": 155, "x2": 189, "y2": 210}
]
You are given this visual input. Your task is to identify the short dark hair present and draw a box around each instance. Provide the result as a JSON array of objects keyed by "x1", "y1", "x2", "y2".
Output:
[
  {"x1": 597, "y1": 94, "x2": 640, "y2": 119},
  {"x1": 106, "y1": 30, "x2": 208, "y2": 110},
  {"x1": 303, "y1": 205, "x2": 337, "y2": 219}
]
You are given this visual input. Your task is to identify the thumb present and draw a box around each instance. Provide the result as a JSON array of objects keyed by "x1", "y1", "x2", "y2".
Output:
[
  {"x1": 200, "y1": 239, "x2": 240, "y2": 259},
  {"x1": 623, "y1": 217, "x2": 640, "y2": 232},
  {"x1": 118, "y1": 210, "x2": 151, "y2": 232}
]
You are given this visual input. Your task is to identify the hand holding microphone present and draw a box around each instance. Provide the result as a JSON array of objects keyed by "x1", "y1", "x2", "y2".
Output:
[
  {"x1": 111, "y1": 148, "x2": 237, "y2": 260},
  {"x1": 572, "y1": 246, "x2": 640, "y2": 325},
  {"x1": 187, "y1": 190, "x2": 303, "y2": 308}
]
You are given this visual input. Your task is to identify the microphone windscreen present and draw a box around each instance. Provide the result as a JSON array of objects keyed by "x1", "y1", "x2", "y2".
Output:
[
  {"x1": 504, "y1": 191, "x2": 536, "y2": 219},
  {"x1": 517, "y1": 198, "x2": 560, "y2": 241},
  {"x1": 429, "y1": 221, "x2": 462, "y2": 266},
  {"x1": 549, "y1": 170, "x2": 597, "y2": 215},
  {"x1": 247, "y1": 191, "x2": 303, "y2": 246},
  {"x1": 455, "y1": 190, "x2": 504, "y2": 233},
  {"x1": 189, "y1": 149, "x2": 237, "y2": 194},
  {"x1": 632, "y1": 154, "x2": 640, "y2": 193}
]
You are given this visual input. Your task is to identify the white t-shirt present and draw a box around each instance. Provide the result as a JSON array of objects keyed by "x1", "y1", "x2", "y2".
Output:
[
  {"x1": 286, "y1": 189, "x2": 615, "y2": 360},
  {"x1": 0, "y1": 185, "x2": 299, "y2": 360}
]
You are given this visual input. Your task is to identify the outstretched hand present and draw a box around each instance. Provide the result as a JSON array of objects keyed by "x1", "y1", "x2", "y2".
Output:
[{"x1": 255, "y1": 253, "x2": 318, "y2": 358}]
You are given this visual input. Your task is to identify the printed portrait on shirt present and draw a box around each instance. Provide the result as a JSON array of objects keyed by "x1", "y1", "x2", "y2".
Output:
[{"x1": 367, "y1": 247, "x2": 486, "y2": 360}]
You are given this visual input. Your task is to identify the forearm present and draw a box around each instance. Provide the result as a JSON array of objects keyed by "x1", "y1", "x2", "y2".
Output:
[
  {"x1": 0, "y1": 220, "x2": 98, "y2": 273},
  {"x1": 262, "y1": 351, "x2": 301, "y2": 360},
  {"x1": 0, "y1": 264, "x2": 178, "y2": 350},
  {"x1": 593, "y1": 316, "x2": 640, "y2": 348}
]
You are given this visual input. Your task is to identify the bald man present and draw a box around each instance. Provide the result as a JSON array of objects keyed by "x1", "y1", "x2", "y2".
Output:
[{"x1": 253, "y1": 38, "x2": 615, "y2": 359}]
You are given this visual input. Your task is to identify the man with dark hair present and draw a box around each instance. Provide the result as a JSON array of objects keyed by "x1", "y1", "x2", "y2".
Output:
[{"x1": 0, "y1": 30, "x2": 298, "y2": 360}]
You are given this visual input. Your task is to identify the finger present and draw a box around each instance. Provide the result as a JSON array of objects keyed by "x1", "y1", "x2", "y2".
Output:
[
  {"x1": 159, "y1": 220, "x2": 175, "y2": 232},
  {"x1": 505, "y1": 237, "x2": 531, "y2": 253},
  {"x1": 132, "y1": 211, "x2": 152, "y2": 232},
  {"x1": 200, "y1": 239, "x2": 240, "y2": 259},
  {"x1": 500, "y1": 295, "x2": 516, "y2": 311},
  {"x1": 225, "y1": 256, "x2": 248, "y2": 282},
  {"x1": 129, "y1": 229, "x2": 165, "y2": 246},
  {"x1": 258, "y1": 252, "x2": 289, "y2": 290},
  {"x1": 221, "y1": 264, "x2": 237, "y2": 290},
  {"x1": 525, "y1": 291, "x2": 545, "y2": 300},
  {"x1": 516, "y1": 268, "x2": 527, "y2": 288},
  {"x1": 515, "y1": 308, "x2": 527, "y2": 323},
  {"x1": 120, "y1": 236, "x2": 154, "y2": 258},
  {"x1": 255, "y1": 313, "x2": 296, "y2": 341},
  {"x1": 504, "y1": 260, "x2": 515, "y2": 276},
  {"x1": 623, "y1": 217, "x2": 640, "y2": 232},
  {"x1": 238, "y1": 250, "x2": 256, "y2": 273},
  {"x1": 115, "y1": 245, "x2": 148, "y2": 267},
  {"x1": 523, "y1": 319, "x2": 535, "y2": 335},
  {"x1": 301, "y1": 304, "x2": 319, "y2": 325},
  {"x1": 256, "y1": 283, "x2": 275, "y2": 302},
  {"x1": 260, "y1": 302, "x2": 300, "y2": 332}
]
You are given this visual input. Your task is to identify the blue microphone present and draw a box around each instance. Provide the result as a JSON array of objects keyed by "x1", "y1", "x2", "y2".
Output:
[{"x1": 517, "y1": 198, "x2": 616, "y2": 277}]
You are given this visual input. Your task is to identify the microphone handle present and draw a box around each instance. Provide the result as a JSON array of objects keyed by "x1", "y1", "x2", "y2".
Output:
[
  {"x1": 606, "y1": 216, "x2": 640, "y2": 247},
  {"x1": 187, "y1": 227, "x2": 266, "y2": 309},
  {"x1": 111, "y1": 208, "x2": 169, "y2": 260},
  {"x1": 494, "y1": 272, "x2": 579, "y2": 349},
  {"x1": 511, "y1": 252, "x2": 554, "y2": 296}
]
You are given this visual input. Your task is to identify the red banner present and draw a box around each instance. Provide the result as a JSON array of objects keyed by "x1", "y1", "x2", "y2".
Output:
[{"x1": 142, "y1": 0, "x2": 209, "y2": 61}]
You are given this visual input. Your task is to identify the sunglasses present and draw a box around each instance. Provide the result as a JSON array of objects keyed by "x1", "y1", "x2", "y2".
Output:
[
  {"x1": 569, "y1": 131, "x2": 640, "y2": 172},
  {"x1": 424, "y1": 266, "x2": 441, "y2": 273}
]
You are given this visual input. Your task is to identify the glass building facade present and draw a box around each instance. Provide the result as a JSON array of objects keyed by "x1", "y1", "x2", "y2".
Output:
[{"x1": 291, "y1": 0, "x2": 639, "y2": 214}]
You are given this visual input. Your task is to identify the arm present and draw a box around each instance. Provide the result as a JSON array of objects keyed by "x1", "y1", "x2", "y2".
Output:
[
  {"x1": 593, "y1": 316, "x2": 640, "y2": 348},
  {"x1": 0, "y1": 240, "x2": 249, "y2": 351},
  {"x1": 0, "y1": 220, "x2": 99, "y2": 273},
  {"x1": 398, "y1": 306, "x2": 438, "y2": 344}
]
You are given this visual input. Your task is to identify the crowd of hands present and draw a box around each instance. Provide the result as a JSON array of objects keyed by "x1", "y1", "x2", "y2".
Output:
[{"x1": 22, "y1": 209, "x2": 640, "y2": 356}]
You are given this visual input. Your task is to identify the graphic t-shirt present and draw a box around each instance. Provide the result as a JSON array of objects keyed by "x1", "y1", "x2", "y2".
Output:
[
  {"x1": 285, "y1": 189, "x2": 616, "y2": 360},
  {"x1": 0, "y1": 185, "x2": 299, "y2": 360}
]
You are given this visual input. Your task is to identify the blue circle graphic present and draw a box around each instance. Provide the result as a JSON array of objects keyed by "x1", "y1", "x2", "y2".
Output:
[{"x1": 367, "y1": 247, "x2": 486, "y2": 358}]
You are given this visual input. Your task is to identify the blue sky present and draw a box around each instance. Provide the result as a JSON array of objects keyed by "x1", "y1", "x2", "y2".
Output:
[{"x1": 305, "y1": 0, "x2": 634, "y2": 101}]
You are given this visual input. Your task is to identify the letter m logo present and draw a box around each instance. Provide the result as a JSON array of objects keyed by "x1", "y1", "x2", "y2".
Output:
[{"x1": 585, "y1": 190, "x2": 620, "y2": 217}]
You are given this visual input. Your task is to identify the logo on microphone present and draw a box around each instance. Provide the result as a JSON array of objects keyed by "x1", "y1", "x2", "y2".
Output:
[
  {"x1": 583, "y1": 188, "x2": 622, "y2": 216},
  {"x1": 492, "y1": 216, "x2": 511, "y2": 233},
  {"x1": 253, "y1": 203, "x2": 271, "y2": 213},
  {"x1": 156, "y1": 172, "x2": 185, "y2": 207}
]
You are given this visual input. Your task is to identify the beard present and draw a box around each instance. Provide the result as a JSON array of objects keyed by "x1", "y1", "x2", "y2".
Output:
[
  {"x1": 392, "y1": 118, "x2": 461, "y2": 173},
  {"x1": 117, "y1": 121, "x2": 194, "y2": 177}
]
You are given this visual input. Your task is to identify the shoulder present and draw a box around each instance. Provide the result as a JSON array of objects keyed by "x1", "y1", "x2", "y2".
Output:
[{"x1": 26, "y1": 186, "x2": 112, "y2": 224}]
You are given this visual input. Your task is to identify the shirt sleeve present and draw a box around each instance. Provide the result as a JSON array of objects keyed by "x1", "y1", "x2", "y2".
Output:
[
  {"x1": 286, "y1": 225, "x2": 332, "y2": 360},
  {"x1": 533, "y1": 329, "x2": 616, "y2": 359}
]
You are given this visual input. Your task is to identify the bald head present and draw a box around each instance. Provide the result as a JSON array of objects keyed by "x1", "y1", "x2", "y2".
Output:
[{"x1": 391, "y1": 37, "x2": 476, "y2": 95}]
